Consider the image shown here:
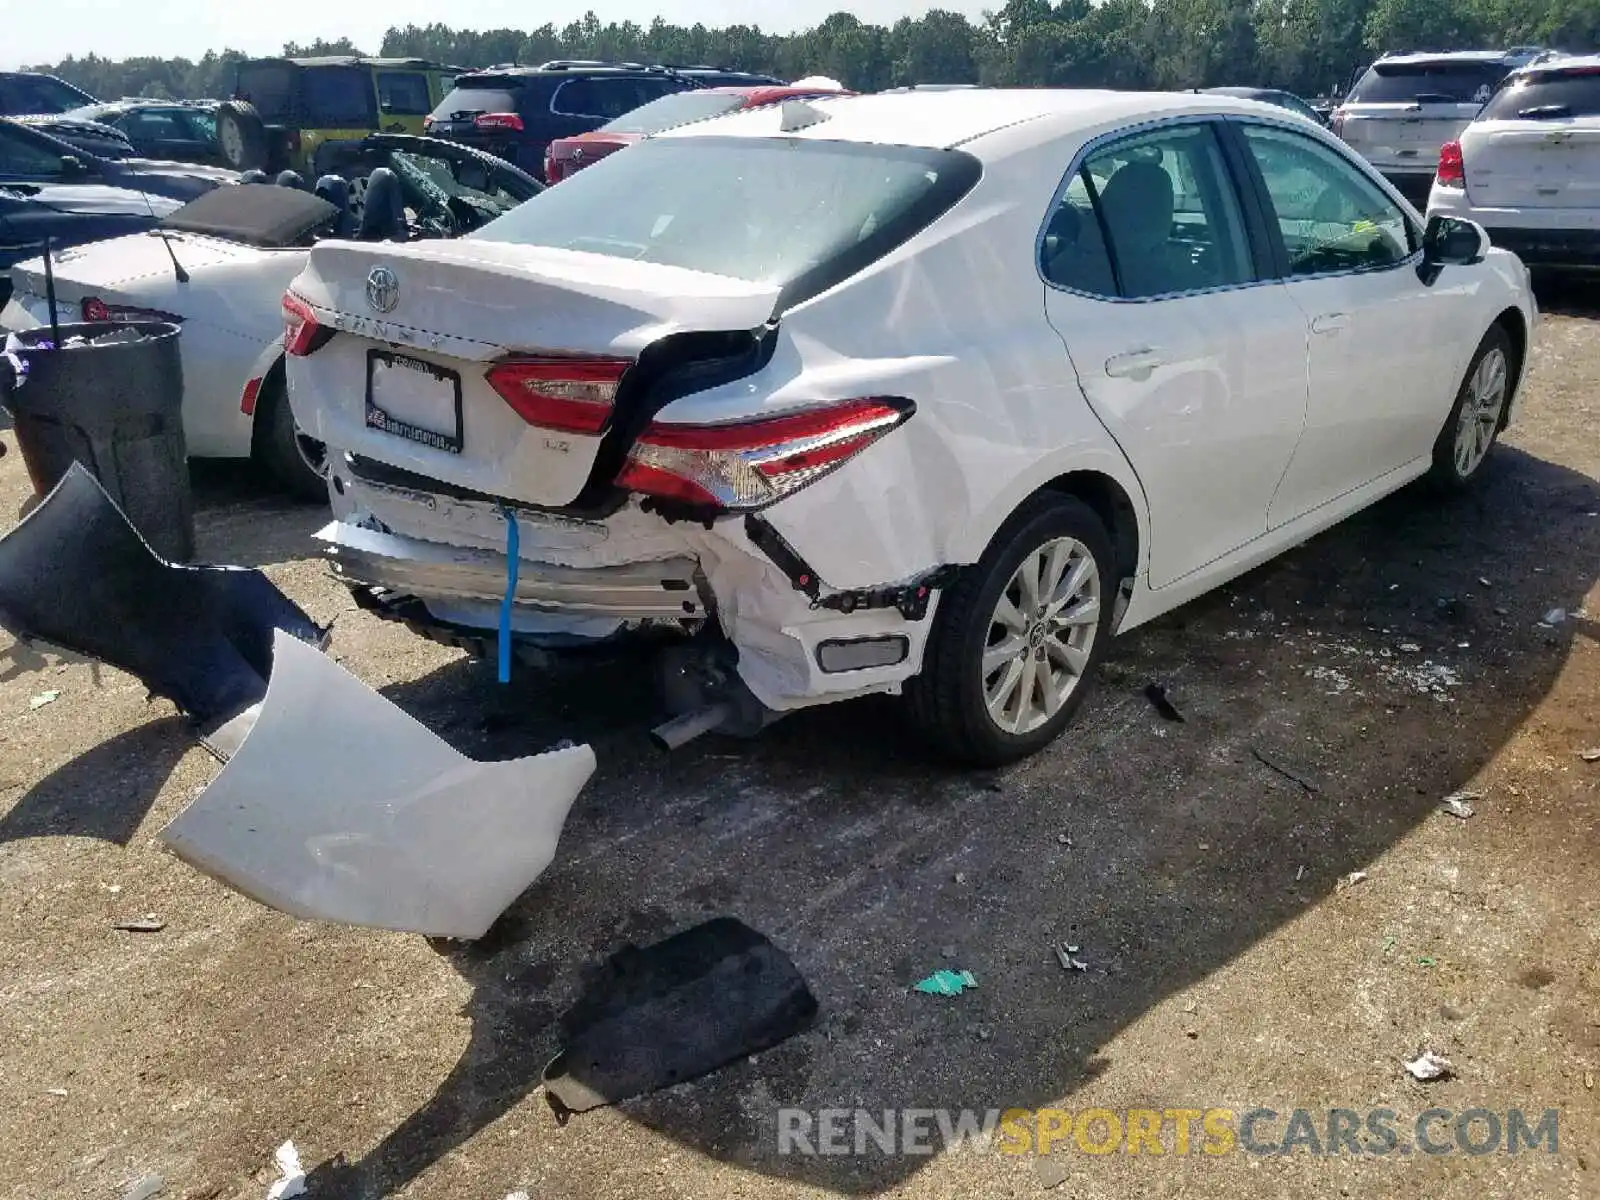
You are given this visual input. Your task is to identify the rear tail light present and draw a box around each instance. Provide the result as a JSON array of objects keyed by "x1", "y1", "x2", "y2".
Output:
[
  {"x1": 1330, "y1": 108, "x2": 1346, "y2": 136},
  {"x1": 543, "y1": 146, "x2": 560, "y2": 182},
  {"x1": 422, "y1": 115, "x2": 434, "y2": 131},
  {"x1": 486, "y1": 357, "x2": 631, "y2": 434},
  {"x1": 80, "y1": 296, "x2": 183, "y2": 323},
  {"x1": 616, "y1": 398, "x2": 911, "y2": 513},
  {"x1": 1437, "y1": 140, "x2": 1466, "y2": 187},
  {"x1": 282, "y1": 291, "x2": 325, "y2": 357},
  {"x1": 474, "y1": 112, "x2": 524, "y2": 131}
]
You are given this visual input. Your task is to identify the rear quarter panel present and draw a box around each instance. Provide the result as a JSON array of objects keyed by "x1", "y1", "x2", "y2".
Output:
[{"x1": 658, "y1": 127, "x2": 1150, "y2": 591}]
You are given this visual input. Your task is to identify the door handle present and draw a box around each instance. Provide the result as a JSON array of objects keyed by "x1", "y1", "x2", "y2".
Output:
[
  {"x1": 1105, "y1": 348, "x2": 1163, "y2": 379},
  {"x1": 1310, "y1": 312, "x2": 1349, "y2": 335}
]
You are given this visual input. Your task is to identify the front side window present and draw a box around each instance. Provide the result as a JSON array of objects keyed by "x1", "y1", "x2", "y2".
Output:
[
  {"x1": 1045, "y1": 123, "x2": 1252, "y2": 300},
  {"x1": 1240, "y1": 124, "x2": 1415, "y2": 277}
]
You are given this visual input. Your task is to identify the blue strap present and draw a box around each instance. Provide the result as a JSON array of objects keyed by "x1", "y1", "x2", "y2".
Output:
[{"x1": 498, "y1": 506, "x2": 519, "y2": 684}]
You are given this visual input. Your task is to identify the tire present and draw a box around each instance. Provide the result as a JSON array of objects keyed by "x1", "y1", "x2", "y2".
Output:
[
  {"x1": 216, "y1": 101, "x2": 269, "y2": 172},
  {"x1": 905, "y1": 493, "x2": 1117, "y2": 767},
  {"x1": 1426, "y1": 324, "x2": 1514, "y2": 492},
  {"x1": 251, "y1": 374, "x2": 328, "y2": 503}
]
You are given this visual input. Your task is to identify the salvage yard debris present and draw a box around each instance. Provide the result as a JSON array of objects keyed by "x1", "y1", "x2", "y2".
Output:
[
  {"x1": 1143, "y1": 682, "x2": 1185, "y2": 722},
  {"x1": 112, "y1": 915, "x2": 165, "y2": 933},
  {"x1": 915, "y1": 968, "x2": 980, "y2": 995},
  {"x1": 1440, "y1": 791, "x2": 1479, "y2": 819},
  {"x1": 1249, "y1": 746, "x2": 1319, "y2": 794},
  {"x1": 27, "y1": 689, "x2": 58, "y2": 709},
  {"x1": 1404, "y1": 1051, "x2": 1454, "y2": 1082},
  {"x1": 542, "y1": 919, "x2": 816, "y2": 1121},
  {"x1": 265, "y1": 1140, "x2": 306, "y2": 1200}
]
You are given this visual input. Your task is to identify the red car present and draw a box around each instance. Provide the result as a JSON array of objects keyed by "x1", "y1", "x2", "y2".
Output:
[{"x1": 543, "y1": 85, "x2": 851, "y2": 182}]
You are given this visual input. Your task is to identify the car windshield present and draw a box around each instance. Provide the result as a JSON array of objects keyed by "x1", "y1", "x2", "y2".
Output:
[
  {"x1": 1480, "y1": 67, "x2": 1600, "y2": 118},
  {"x1": 469, "y1": 136, "x2": 977, "y2": 293},
  {"x1": 387, "y1": 149, "x2": 526, "y2": 217},
  {"x1": 1348, "y1": 61, "x2": 1507, "y2": 105},
  {"x1": 599, "y1": 91, "x2": 749, "y2": 135},
  {"x1": 0, "y1": 74, "x2": 94, "y2": 115}
]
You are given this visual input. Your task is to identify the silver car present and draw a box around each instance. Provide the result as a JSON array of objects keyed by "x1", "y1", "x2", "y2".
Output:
[{"x1": 1332, "y1": 49, "x2": 1558, "y2": 205}]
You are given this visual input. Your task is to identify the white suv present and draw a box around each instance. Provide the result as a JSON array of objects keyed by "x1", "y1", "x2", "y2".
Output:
[
  {"x1": 1333, "y1": 50, "x2": 1554, "y2": 206},
  {"x1": 1428, "y1": 55, "x2": 1600, "y2": 269}
]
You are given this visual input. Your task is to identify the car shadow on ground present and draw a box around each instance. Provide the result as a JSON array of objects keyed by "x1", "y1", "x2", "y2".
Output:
[{"x1": 299, "y1": 444, "x2": 1596, "y2": 1197}]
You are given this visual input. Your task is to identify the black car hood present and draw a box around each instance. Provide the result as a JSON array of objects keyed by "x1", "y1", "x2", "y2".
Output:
[{"x1": 100, "y1": 158, "x2": 235, "y2": 203}]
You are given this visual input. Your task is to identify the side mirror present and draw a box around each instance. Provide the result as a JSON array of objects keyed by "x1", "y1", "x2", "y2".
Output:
[{"x1": 1418, "y1": 214, "x2": 1487, "y2": 284}]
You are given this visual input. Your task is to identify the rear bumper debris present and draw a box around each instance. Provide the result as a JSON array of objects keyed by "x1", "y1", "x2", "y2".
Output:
[
  {"x1": 0, "y1": 463, "x2": 323, "y2": 726},
  {"x1": 316, "y1": 520, "x2": 709, "y2": 621},
  {"x1": 161, "y1": 630, "x2": 596, "y2": 939}
]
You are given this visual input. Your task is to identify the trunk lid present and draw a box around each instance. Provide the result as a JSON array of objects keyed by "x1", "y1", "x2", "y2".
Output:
[
  {"x1": 1338, "y1": 103, "x2": 1481, "y2": 171},
  {"x1": 1460, "y1": 117, "x2": 1600, "y2": 207},
  {"x1": 10, "y1": 230, "x2": 253, "y2": 296},
  {"x1": 287, "y1": 237, "x2": 781, "y2": 508}
]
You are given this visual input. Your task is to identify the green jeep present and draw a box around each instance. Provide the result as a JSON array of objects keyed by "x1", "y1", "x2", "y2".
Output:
[{"x1": 215, "y1": 57, "x2": 462, "y2": 177}]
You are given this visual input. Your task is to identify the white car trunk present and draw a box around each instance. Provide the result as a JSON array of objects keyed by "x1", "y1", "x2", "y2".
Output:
[
  {"x1": 1461, "y1": 118, "x2": 1600, "y2": 209},
  {"x1": 288, "y1": 239, "x2": 781, "y2": 509},
  {"x1": 10, "y1": 232, "x2": 247, "y2": 299}
]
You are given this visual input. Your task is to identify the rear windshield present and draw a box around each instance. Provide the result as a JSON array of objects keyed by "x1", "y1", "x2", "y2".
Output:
[
  {"x1": 1480, "y1": 68, "x2": 1600, "y2": 119},
  {"x1": 429, "y1": 84, "x2": 524, "y2": 121},
  {"x1": 600, "y1": 91, "x2": 748, "y2": 135},
  {"x1": 1348, "y1": 61, "x2": 1508, "y2": 105},
  {"x1": 470, "y1": 137, "x2": 979, "y2": 304}
]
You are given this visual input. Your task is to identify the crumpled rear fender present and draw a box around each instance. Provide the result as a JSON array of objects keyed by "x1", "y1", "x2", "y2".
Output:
[{"x1": 160, "y1": 631, "x2": 596, "y2": 939}]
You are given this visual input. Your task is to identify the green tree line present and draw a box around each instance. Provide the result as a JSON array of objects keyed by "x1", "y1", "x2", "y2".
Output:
[{"x1": 25, "y1": 0, "x2": 1600, "y2": 107}]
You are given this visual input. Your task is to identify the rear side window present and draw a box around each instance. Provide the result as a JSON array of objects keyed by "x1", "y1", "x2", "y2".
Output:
[
  {"x1": 1480, "y1": 68, "x2": 1600, "y2": 119},
  {"x1": 1043, "y1": 124, "x2": 1252, "y2": 299},
  {"x1": 377, "y1": 72, "x2": 432, "y2": 116},
  {"x1": 471, "y1": 136, "x2": 979, "y2": 307},
  {"x1": 600, "y1": 91, "x2": 748, "y2": 135},
  {"x1": 1347, "y1": 61, "x2": 1506, "y2": 105},
  {"x1": 430, "y1": 84, "x2": 522, "y2": 121},
  {"x1": 236, "y1": 65, "x2": 295, "y2": 123},
  {"x1": 551, "y1": 77, "x2": 679, "y2": 119},
  {"x1": 302, "y1": 67, "x2": 374, "y2": 126}
]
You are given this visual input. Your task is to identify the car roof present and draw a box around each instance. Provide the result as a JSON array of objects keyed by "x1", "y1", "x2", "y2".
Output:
[
  {"x1": 1512, "y1": 52, "x2": 1600, "y2": 75},
  {"x1": 1374, "y1": 50, "x2": 1525, "y2": 66},
  {"x1": 242, "y1": 56, "x2": 461, "y2": 71},
  {"x1": 656, "y1": 88, "x2": 1281, "y2": 152}
]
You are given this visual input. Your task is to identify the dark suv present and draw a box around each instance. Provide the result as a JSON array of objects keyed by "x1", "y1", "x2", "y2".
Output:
[{"x1": 423, "y1": 61, "x2": 784, "y2": 179}]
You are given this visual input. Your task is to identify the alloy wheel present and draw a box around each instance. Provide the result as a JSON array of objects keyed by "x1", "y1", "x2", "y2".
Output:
[
  {"x1": 1454, "y1": 347, "x2": 1507, "y2": 478},
  {"x1": 982, "y1": 536, "x2": 1102, "y2": 735}
]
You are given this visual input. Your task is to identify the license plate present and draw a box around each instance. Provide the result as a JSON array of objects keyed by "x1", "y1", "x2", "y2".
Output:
[{"x1": 365, "y1": 351, "x2": 462, "y2": 454}]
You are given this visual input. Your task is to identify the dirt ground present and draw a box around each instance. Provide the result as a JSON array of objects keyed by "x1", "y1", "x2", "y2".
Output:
[{"x1": 0, "y1": 286, "x2": 1596, "y2": 1200}]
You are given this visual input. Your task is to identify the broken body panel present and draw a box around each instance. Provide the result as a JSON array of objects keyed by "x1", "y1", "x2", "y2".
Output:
[{"x1": 161, "y1": 631, "x2": 595, "y2": 939}]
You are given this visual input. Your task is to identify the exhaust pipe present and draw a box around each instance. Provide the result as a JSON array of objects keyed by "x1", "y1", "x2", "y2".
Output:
[{"x1": 650, "y1": 703, "x2": 732, "y2": 752}]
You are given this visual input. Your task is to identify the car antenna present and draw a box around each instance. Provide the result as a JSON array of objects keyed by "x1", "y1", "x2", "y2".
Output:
[
  {"x1": 131, "y1": 177, "x2": 189, "y2": 283},
  {"x1": 41, "y1": 237, "x2": 60, "y2": 345}
]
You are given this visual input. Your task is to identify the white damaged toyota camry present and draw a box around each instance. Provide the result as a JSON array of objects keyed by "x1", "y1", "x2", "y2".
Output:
[{"x1": 283, "y1": 89, "x2": 1536, "y2": 765}]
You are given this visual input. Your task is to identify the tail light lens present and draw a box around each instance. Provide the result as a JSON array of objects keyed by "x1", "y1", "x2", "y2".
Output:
[
  {"x1": 80, "y1": 296, "x2": 183, "y2": 323},
  {"x1": 616, "y1": 398, "x2": 911, "y2": 512},
  {"x1": 1330, "y1": 108, "x2": 1346, "y2": 136},
  {"x1": 1437, "y1": 141, "x2": 1466, "y2": 187},
  {"x1": 543, "y1": 146, "x2": 560, "y2": 182},
  {"x1": 282, "y1": 291, "x2": 324, "y2": 357},
  {"x1": 486, "y1": 357, "x2": 631, "y2": 434},
  {"x1": 474, "y1": 112, "x2": 524, "y2": 132}
]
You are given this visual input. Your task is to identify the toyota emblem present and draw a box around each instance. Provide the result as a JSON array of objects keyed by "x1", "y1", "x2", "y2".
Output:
[{"x1": 366, "y1": 266, "x2": 399, "y2": 313}]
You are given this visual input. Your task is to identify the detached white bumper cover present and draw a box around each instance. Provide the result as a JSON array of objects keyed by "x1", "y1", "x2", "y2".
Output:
[{"x1": 160, "y1": 632, "x2": 596, "y2": 939}]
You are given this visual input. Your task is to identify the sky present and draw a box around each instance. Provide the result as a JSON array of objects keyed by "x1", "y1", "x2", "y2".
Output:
[{"x1": 9, "y1": 0, "x2": 995, "y2": 67}]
